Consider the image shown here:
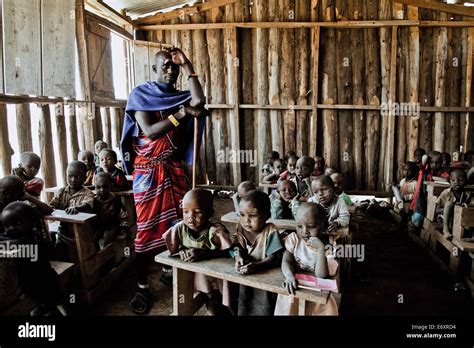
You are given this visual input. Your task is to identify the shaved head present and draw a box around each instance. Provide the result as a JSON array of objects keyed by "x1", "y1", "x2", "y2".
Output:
[{"x1": 182, "y1": 189, "x2": 214, "y2": 212}]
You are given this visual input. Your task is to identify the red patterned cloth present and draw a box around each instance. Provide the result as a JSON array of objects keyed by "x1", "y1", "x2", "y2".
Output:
[{"x1": 132, "y1": 112, "x2": 189, "y2": 253}]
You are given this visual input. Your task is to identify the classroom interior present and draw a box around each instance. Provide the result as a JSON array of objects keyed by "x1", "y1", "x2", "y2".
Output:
[{"x1": 1, "y1": 0, "x2": 474, "y2": 317}]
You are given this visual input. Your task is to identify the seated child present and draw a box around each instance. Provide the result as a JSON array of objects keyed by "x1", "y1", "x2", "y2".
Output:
[
  {"x1": 395, "y1": 162, "x2": 418, "y2": 212},
  {"x1": 232, "y1": 190, "x2": 284, "y2": 315},
  {"x1": 11, "y1": 152, "x2": 44, "y2": 197},
  {"x1": 441, "y1": 152, "x2": 451, "y2": 168},
  {"x1": 313, "y1": 155, "x2": 326, "y2": 176},
  {"x1": 50, "y1": 161, "x2": 94, "y2": 262},
  {"x1": 93, "y1": 173, "x2": 129, "y2": 249},
  {"x1": 262, "y1": 159, "x2": 285, "y2": 182},
  {"x1": 309, "y1": 176, "x2": 350, "y2": 233},
  {"x1": 2, "y1": 201, "x2": 65, "y2": 315},
  {"x1": 325, "y1": 167, "x2": 337, "y2": 176},
  {"x1": 78, "y1": 150, "x2": 97, "y2": 187},
  {"x1": 275, "y1": 202, "x2": 338, "y2": 315},
  {"x1": 261, "y1": 151, "x2": 280, "y2": 177},
  {"x1": 94, "y1": 140, "x2": 108, "y2": 166},
  {"x1": 271, "y1": 180, "x2": 297, "y2": 220},
  {"x1": 429, "y1": 150, "x2": 449, "y2": 179},
  {"x1": 414, "y1": 148, "x2": 426, "y2": 168},
  {"x1": 95, "y1": 148, "x2": 129, "y2": 191},
  {"x1": 232, "y1": 181, "x2": 256, "y2": 215},
  {"x1": 163, "y1": 189, "x2": 233, "y2": 315},
  {"x1": 291, "y1": 156, "x2": 315, "y2": 199},
  {"x1": 330, "y1": 172, "x2": 354, "y2": 211},
  {"x1": 279, "y1": 155, "x2": 298, "y2": 181},
  {"x1": 436, "y1": 169, "x2": 474, "y2": 237}
]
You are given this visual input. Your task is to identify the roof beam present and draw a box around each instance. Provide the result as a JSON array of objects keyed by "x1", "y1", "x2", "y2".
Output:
[
  {"x1": 393, "y1": 0, "x2": 474, "y2": 17},
  {"x1": 133, "y1": 0, "x2": 240, "y2": 25},
  {"x1": 86, "y1": 0, "x2": 134, "y2": 27}
]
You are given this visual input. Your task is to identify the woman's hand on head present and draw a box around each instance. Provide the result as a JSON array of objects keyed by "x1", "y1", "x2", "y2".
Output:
[
  {"x1": 184, "y1": 105, "x2": 204, "y2": 118},
  {"x1": 168, "y1": 48, "x2": 190, "y2": 66}
]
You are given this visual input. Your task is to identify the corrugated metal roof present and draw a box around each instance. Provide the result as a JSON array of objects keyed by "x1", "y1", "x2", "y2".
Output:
[{"x1": 103, "y1": 0, "x2": 196, "y2": 19}]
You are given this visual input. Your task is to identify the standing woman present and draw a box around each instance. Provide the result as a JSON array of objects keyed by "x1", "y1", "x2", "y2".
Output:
[{"x1": 121, "y1": 48, "x2": 205, "y2": 313}]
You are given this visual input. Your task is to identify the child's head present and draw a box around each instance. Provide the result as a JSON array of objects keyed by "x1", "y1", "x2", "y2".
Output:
[
  {"x1": 277, "y1": 180, "x2": 297, "y2": 202},
  {"x1": 99, "y1": 148, "x2": 118, "y2": 172},
  {"x1": 78, "y1": 150, "x2": 95, "y2": 170},
  {"x1": 285, "y1": 150, "x2": 297, "y2": 161},
  {"x1": 441, "y1": 152, "x2": 451, "y2": 167},
  {"x1": 94, "y1": 172, "x2": 112, "y2": 199},
  {"x1": 2, "y1": 201, "x2": 36, "y2": 239},
  {"x1": 402, "y1": 161, "x2": 418, "y2": 180},
  {"x1": 237, "y1": 181, "x2": 256, "y2": 198},
  {"x1": 314, "y1": 156, "x2": 325, "y2": 172},
  {"x1": 182, "y1": 189, "x2": 214, "y2": 232},
  {"x1": 428, "y1": 151, "x2": 442, "y2": 170},
  {"x1": 311, "y1": 175, "x2": 336, "y2": 207},
  {"x1": 295, "y1": 202, "x2": 328, "y2": 241},
  {"x1": 464, "y1": 150, "x2": 474, "y2": 165},
  {"x1": 330, "y1": 172, "x2": 345, "y2": 195},
  {"x1": 19, "y1": 152, "x2": 41, "y2": 179},
  {"x1": 449, "y1": 169, "x2": 467, "y2": 192},
  {"x1": 325, "y1": 167, "x2": 337, "y2": 176},
  {"x1": 287, "y1": 156, "x2": 298, "y2": 174},
  {"x1": 414, "y1": 148, "x2": 426, "y2": 163},
  {"x1": 66, "y1": 161, "x2": 87, "y2": 189},
  {"x1": 272, "y1": 159, "x2": 285, "y2": 176},
  {"x1": 266, "y1": 151, "x2": 280, "y2": 165},
  {"x1": 296, "y1": 156, "x2": 315, "y2": 180},
  {"x1": 239, "y1": 190, "x2": 271, "y2": 234},
  {"x1": 94, "y1": 140, "x2": 108, "y2": 155},
  {"x1": 0, "y1": 176, "x2": 25, "y2": 208}
]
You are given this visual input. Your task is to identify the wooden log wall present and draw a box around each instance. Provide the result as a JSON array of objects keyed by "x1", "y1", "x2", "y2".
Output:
[{"x1": 142, "y1": 0, "x2": 474, "y2": 190}]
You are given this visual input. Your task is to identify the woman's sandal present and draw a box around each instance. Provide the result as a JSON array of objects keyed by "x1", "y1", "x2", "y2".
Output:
[{"x1": 129, "y1": 289, "x2": 151, "y2": 315}]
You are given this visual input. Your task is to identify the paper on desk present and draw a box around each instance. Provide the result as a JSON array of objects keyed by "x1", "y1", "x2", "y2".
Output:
[{"x1": 295, "y1": 273, "x2": 338, "y2": 292}]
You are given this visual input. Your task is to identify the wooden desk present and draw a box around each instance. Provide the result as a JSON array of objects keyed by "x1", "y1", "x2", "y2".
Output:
[
  {"x1": 221, "y1": 211, "x2": 296, "y2": 230},
  {"x1": 155, "y1": 250, "x2": 330, "y2": 315}
]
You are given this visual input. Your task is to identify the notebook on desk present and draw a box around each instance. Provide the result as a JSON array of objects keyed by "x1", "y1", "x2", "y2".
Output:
[{"x1": 295, "y1": 274, "x2": 339, "y2": 293}]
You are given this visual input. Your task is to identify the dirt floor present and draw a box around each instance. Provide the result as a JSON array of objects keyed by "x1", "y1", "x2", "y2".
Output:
[{"x1": 90, "y1": 196, "x2": 474, "y2": 316}]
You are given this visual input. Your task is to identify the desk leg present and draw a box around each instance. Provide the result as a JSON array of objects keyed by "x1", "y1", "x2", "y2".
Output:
[
  {"x1": 172, "y1": 267, "x2": 195, "y2": 315},
  {"x1": 297, "y1": 298, "x2": 306, "y2": 316}
]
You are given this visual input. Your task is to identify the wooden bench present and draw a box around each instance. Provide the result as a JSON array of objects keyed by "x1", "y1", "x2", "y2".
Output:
[
  {"x1": 425, "y1": 182, "x2": 474, "y2": 222},
  {"x1": 44, "y1": 210, "x2": 133, "y2": 304},
  {"x1": 452, "y1": 205, "x2": 474, "y2": 244},
  {"x1": 0, "y1": 247, "x2": 74, "y2": 315},
  {"x1": 155, "y1": 250, "x2": 337, "y2": 316}
]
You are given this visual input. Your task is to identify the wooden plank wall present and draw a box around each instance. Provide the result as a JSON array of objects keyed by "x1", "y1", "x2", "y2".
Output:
[
  {"x1": 3, "y1": 0, "x2": 42, "y2": 95},
  {"x1": 142, "y1": 0, "x2": 474, "y2": 190},
  {"x1": 42, "y1": 0, "x2": 76, "y2": 97}
]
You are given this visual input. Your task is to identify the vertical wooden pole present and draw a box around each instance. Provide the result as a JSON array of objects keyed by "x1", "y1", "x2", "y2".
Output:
[
  {"x1": 309, "y1": 1, "x2": 319, "y2": 158},
  {"x1": 335, "y1": 0, "x2": 354, "y2": 186},
  {"x1": 268, "y1": 1, "x2": 283, "y2": 156},
  {"x1": 238, "y1": 2, "x2": 255, "y2": 181},
  {"x1": 225, "y1": 7, "x2": 242, "y2": 185},
  {"x1": 295, "y1": 0, "x2": 310, "y2": 157},
  {"x1": 39, "y1": 104, "x2": 56, "y2": 200},
  {"x1": 433, "y1": 12, "x2": 448, "y2": 152},
  {"x1": 254, "y1": 0, "x2": 270, "y2": 173},
  {"x1": 350, "y1": 0, "x2": 365, "y2": 190},
  {"x1": 462, "y1": 28, "x2": 474, "y2": 152},
  {"x1": 101, "y1": 107, "x2": 112, "y2": 147},
  {"x1": 192, "y1": 11, "x2": 210, "y2": 184},
  {"x1": 320, "y1": 0, "x2": 338, "y2": 167},
  {"x1": 68, "y1": 104, "x2": 79, "y2": 160},
  {"x1": 407, "y1": 5, "x2": 420, "y2": 163},
  {"x1": 110, "y1": 107, "x2": 122, "y2": 150},
  {"x1": 0, "y1": 104, "x2": 12, "y2": 176},
  {"x1": 55, "y1": 103, "x2": 68, "y2": 186},
  {"x1": 94, "y1": 107, "x2": 103, "y2": 142},
  {"x1": 16, "y1": 104, "x2": 33, "y2": 153},
  {"x1": 384, "y1": 25, "x2": 398, "y2": 189},
  {"x1": 206, "y1": 7, "x2": 230, "y2": 185},
  {"x1": 365, "y1": 0, "x2": 382, "y2": 190},
  {"x1": 280, "y1": 0, "x2": 296, "y2": 155}
]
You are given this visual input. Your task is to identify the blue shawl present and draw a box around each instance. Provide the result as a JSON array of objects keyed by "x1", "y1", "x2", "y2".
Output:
[{"x1": 120, "y1": 81, "x2": 205, "y2": 175}]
